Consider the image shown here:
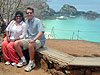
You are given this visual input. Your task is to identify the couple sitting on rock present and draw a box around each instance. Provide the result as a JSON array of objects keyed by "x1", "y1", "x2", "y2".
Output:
[{"x1": 1, "y1": 7, "x2": 46, "y2": 72}]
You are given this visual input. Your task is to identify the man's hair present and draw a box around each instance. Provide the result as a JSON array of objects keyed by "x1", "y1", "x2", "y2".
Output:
[{"x1": 26, "y1": 7, "x2": 34, "y2": 13}]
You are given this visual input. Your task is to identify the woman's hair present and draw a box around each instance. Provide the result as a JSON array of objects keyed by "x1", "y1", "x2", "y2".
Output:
[{"x1": 14, "y1": 11, "x2": 25, "y2": 22}]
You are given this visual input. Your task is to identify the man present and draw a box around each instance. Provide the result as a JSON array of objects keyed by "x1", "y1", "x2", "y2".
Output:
[{"x1": 14, "y1": 7, "x2": 46, "y2": 72}]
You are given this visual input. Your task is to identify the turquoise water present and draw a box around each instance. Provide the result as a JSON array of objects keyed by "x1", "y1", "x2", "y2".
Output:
[{"x1": 42, "y1": 17, "x2": 100, "y2": 42}]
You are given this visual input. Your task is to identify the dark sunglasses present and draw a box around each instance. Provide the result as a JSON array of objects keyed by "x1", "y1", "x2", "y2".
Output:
[
  {"x1": 16, "y1": 16, "x2": 22, "y2": 17},
  {"x1": 26, "y1": 12, "x2": 33, "y2": 14}
]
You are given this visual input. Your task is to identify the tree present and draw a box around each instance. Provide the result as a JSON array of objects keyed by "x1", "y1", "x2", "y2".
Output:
[
  {"x1": 0, "y1": 0, "x2": 22, "y2": 33},
  {"x1": 0, "y1": 0, "x2": 22, "y2": 24}
]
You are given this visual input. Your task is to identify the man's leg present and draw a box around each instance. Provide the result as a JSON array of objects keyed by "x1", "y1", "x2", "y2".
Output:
[
  {"x1": 24, "y1": 42, "x2": 36, "y2": 72},
  {"x1": 29, "y1": 42, "x2": 35, "y2": 60},
  {"x1": 14, "y1": 40, "x2": 27, "y2": 67},
  {"x1": 14, "y1": 40, "x2": 24, "y2": 57}
]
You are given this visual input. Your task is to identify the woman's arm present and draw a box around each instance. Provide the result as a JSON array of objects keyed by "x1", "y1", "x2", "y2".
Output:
[{"x1": 6, "y1": 31, "x2": 10, "y2": 42}]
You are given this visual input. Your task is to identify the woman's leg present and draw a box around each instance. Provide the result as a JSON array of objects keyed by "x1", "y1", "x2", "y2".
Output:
[
  {"x1": 7, "y1": 42, "x2": 19, "y2": 64},
  {"x1": 1, "y1": 40, "x2": 11, "y2": 62}
]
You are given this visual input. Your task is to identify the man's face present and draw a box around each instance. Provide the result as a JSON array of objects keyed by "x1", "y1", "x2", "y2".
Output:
[{"x1": 26, "y1": 9, "x2": 34, "y2": 20}]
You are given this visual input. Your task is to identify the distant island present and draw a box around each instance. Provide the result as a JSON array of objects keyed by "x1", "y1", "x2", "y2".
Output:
[{"x1": 55, "y1": 4, "x2": 100, "y2": 20}]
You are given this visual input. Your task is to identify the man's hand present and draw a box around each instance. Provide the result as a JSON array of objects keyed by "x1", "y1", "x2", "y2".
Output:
[{"x1": 28, "y1": 39, "x2": 35, "y2": 43}]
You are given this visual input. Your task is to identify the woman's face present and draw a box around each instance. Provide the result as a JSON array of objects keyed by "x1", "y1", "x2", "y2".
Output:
[{"x1": 16, "y1": 14, "x2": 22, "y2": 23}]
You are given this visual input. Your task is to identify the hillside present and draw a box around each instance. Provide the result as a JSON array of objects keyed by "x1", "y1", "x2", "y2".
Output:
[
  {"x1": 22, "y1": 0, "x2": 100, "y2": 20},
  {"x1": 22, "y1": 0, "x2": 56, "y2": 19}
]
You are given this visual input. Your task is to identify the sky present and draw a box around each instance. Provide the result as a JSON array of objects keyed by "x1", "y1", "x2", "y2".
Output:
[{"x1": 46, "y1": 0, "x2": 100, "y2": 13}]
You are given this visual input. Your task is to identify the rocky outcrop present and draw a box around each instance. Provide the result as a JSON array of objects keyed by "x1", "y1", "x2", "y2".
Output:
[
  {"x1": 85, "y1": 11, "x2": 100, "y2": 20},
  {"x1": 57, "y1": 4, "x2": 100, "y2": 20},
  {"x1": 57, "y1": 4, "x2": 77, "y2": 17},
  {"x1": 75, "y1": 11, "x2": 100, "y2": 20}
]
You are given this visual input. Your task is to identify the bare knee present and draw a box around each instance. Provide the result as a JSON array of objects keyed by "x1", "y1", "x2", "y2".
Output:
[
  {"x1": 28, "y1": 42, "x2": 35, "y2": 50},
  {"x1": 14, "y1": 40, "x2": 22, "y2": 48}
]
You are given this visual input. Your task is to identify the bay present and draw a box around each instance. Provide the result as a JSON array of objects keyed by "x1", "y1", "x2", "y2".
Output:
[{"x1": 42, "y1": 17, "x2": 100, "y2": 42}]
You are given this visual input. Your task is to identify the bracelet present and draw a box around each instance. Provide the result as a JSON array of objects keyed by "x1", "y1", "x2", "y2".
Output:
[
  {"x1": 7, "y1": 35, "x2": 10, "y2": 37},
  {"x1": 14, "y1": 38, "x2": 16, "y2": 41}
]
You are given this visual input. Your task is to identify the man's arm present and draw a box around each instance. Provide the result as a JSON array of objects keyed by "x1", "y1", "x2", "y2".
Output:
[
  {"x1": 28, "y1": 32, "x2": 43, "y2": 43},
  {"x1": 33, "y1": 32, "x2": 42, "y2": 41}
]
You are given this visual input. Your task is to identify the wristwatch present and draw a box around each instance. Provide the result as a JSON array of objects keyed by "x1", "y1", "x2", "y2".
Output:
[
  {"x1": 14, "y1": 38, "x2": 16, "y2": 41},
  {"x1": 33, "y1": 38, "x2": 36, "y2": 41}
]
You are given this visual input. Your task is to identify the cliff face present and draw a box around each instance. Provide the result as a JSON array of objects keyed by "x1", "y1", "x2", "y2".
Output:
[
  {"x1": 22, "y1": 0, "x2": 56, "y2": 19},
  {"x1": 22, "y1": 0, "x2": 100, "y2": 20}
]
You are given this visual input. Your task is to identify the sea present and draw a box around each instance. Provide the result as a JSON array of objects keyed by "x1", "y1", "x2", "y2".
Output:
[
  {"x1": 42, "y1": 17, "x2": 100, "y2": 42},
  {"x1": 42, "y1": 0, "x2": 100, "y2": 42}
]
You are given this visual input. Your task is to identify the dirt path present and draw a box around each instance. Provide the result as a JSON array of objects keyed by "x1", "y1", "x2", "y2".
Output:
[
  {"x1": 0, "y1": 39, "x2": 100, "y2": 75},
  {"x1": 45, "y1": 39, "x2": 100, "y2": 57},
  {"x1": 0, "y1": 62, "x2": 51, "y2": 75}
]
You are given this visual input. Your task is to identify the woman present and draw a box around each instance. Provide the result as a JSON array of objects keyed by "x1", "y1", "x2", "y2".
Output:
[{"x1": 1, "y1": 11, "x2": 27, "y2": 66}]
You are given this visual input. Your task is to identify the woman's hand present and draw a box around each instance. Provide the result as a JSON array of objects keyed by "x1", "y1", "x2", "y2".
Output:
[
  {"x1": 7, "y1": 36, "x2": 10, "y2": 42},
  {"x1": 10, "y1": 39, "x2": 15, "y2": 42}
]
